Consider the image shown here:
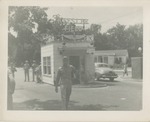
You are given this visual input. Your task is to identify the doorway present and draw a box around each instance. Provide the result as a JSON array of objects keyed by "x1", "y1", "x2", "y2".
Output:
[{"x1": 69, "y1": 56, "x2": 80, "y2": 84}]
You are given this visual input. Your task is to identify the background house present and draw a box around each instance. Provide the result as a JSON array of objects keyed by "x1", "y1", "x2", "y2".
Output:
[{"x1": 94, "y1": 50, "x2": 129, "y2": 67}]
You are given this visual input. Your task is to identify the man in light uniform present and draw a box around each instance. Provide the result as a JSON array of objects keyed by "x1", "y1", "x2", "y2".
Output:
[
  {"x1": 10, "y1": 62, "x2": 17, "y2": 78},
  {"x1": 123, "y1": 63, "x2": 128, "y2": 77},
  {"x1": 24, "y1": 60, "x2": 30, "y2": 82},
  {"x1": 35, "y1": 64, "x2": 42, "y2": 83},
  {"x1": 32, "y1": 60, "x2": 37, "y2": 82},
  {"x1": 55, "y1": 56, "x2": 76, "y2": 110}
]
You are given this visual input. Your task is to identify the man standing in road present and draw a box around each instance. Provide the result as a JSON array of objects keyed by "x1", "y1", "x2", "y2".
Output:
[
  {"x1": 32, "y1": 60, "x2": 37, "y2": 82},
  {"x1": 35, "y1": 64, "x2": 42, "y2": 83},
  {"x1": 55, "y1": 56, "x2": 76, "y2": 110},
  {"x1": 10, "y1": 62, "x2": 17, "y2": 78},
  {"x1": 24, "y1": 60, "x2": 30, "y2": 82}
]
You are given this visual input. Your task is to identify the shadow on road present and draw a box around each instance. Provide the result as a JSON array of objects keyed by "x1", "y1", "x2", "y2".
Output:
[
  {"x1": 13, "y1": 99, "x2": 118, "y2": 111},
  {"x1": 96, "y1": 79, "x2": 120, "y2": 82},
  {"x1": 94, "y1": 79, "x2": 120, "y2": 87}
]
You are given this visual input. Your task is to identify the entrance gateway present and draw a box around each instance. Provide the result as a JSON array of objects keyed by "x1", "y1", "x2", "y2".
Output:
[{"x1": 41, "y1": 18, "x2": 95, "y2": 85}]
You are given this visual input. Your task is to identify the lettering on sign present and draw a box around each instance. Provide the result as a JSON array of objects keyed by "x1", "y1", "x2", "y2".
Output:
[
  {"x1": 61, "y1": 18, "x2": 88, "y2": 33},
  {"x1": 75, "y1": 26, "x2": 84, "y2": 31},
  {"x1": 64, "y1": 25, "x2": 84, "y2": 32},
  {"x1": 62, "y1": 18, "x2": 88, "y2": 25}
]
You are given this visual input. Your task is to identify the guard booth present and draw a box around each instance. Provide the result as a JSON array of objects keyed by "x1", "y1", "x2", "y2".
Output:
[{"x1": 41, "y1": 34, "x2": 95, "y2": 85}]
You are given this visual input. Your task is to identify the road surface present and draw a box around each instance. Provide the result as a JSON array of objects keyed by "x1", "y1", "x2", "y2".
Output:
[{"x1": 12, "y1": 68, "x2": 142, "y2": 111}]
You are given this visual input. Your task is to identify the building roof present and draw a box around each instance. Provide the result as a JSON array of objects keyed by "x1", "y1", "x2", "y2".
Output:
[{"x1": 95, "y1": 50, "x2": 128, "y2": 56}]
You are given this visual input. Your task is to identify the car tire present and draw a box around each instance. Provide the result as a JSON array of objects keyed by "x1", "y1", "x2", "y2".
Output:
[
  {"x1": 109, "y1": 78, "x2": 114, "y2": 81},
  {"x1": 95, "y1": 77, "x2": 100, "y2": 81},
  {"x1": 95, "y1": 73, "x2": 98, "y2": 81},
  {"x1": 96, "y1": 77, "x2": 100, "y2": 81}
]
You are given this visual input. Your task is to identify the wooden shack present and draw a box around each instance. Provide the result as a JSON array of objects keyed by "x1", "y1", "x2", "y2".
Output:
[{"x1": 41, "y1": 34, "x2": 95, "y2": 85}]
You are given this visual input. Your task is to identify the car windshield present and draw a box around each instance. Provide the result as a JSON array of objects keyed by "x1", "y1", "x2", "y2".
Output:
[{"x1": 97, "y1": 64, "x2": 109, "y2": 68}]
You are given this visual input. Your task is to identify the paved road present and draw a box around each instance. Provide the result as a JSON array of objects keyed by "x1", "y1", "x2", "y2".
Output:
[{"x1": 12, "y1": 68, "x2": 142, "y2": 111}]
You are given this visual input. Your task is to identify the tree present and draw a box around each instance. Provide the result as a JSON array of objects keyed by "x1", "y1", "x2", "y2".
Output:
[
  {"x1": 9, "y1": 6, "x2": 48, "y2": 65},
  {"x1": 90, "y1": 24, "x2": 101, "y2": 35},
  {"x1": 8, "y1": 32, "x2": 18, "y2": 63},
  {"x1": 106, "y1": 23, "x2": 127, "y2": 49},
  {"x1": 102, "y1": 23, "x2": 143, "y2": 57},
  {"x1": 126, "y1": 24, "x2": 143, "y2": 57}
]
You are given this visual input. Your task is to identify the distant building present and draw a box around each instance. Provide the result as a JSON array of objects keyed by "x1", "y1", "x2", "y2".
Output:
[
  {"x1": 41, "y1": 34, "x2": 95, "y2": 85},
  {"x1": 94, "y1": 50, "x2": 129, "y2": 66}
]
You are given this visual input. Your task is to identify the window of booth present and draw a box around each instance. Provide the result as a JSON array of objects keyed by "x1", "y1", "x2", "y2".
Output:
[
  {"x1": 98, "y1": 56, "x2": 103, "y2": 62},
  {"x1": 94, "y1": 56, "x2": 98, "y2": 62},
  {"x1": 104, "y1": 56, "x2": 108, "y2": 63},
  {"x1": 43, "y1": 56, "x2": 51, "y2": 75}
]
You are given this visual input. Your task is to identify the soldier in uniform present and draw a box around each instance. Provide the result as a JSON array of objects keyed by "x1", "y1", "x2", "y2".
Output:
[
  {"x1": 32, "y1": 60, "x2": 37, "y2": 82},
  {"x1": 123, "y1": 63, "x2": 128, "y2": 77},
  {"x1": 7, "y1": 69, "x2": 16, "y2": 110},
  {"x1": 10, "y1": 62, "x2": 17, "y2": 78},
  {"x1": 35, "y1": 64, "x2": 42, "y2": 83},
  {"x1": 24, "y1": 60, "x2": 30, "y2": 82},
  {"x1": 55, "y1": 56, "x2": 76, "y2": 110}
]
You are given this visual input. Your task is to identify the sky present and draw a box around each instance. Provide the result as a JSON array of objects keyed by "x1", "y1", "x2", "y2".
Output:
[{"x1": 46, "y1": 7, "x2": 143, "y2": 33}]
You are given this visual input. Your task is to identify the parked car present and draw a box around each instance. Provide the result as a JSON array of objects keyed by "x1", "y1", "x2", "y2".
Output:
[{"x1": 95, "y1": 63, "x2": 118, "y2": 81}]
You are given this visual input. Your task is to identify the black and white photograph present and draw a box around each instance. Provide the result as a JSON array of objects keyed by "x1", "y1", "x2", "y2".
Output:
[
  {"x1": 7, "y1": 6, "x2": 143, "y2": 111},
  {"x1": 1, "y1": 0, "x2": 150, "y2": 121},
  {"x1": 7, "y1": 6, "x2": 144, "y2": 111}
]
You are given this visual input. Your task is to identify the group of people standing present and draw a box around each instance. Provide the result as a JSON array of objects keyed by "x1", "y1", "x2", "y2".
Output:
[
  {"x1": 7, "y1": 60, "x2": 42, "y2": 110},
  {"x1": 24, "y1": 60, "x2": 42, "y2": 83}
]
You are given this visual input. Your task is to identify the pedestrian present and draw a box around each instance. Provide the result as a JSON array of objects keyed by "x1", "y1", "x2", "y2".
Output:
[
  {"x1": 32, "y1": 60, "x2": 37, "y2": 82},
  {"x1": 10, "y1": 62, "x2": 17, "y2": 78},
  {"x1": 123, "y1": 63, "x2": 128, "y2": 77},
  {"x1": 7, "y1": 69, "x2": 16, "y2": 110},
  {"x1": 35, "y1": 64, "x2": 42, "y2": 83},
  {"x1": 24, "y1": 60, "x2": 30, "y2": 82},
  {"x1": 55, "y1": 56, "x2": 76, "y2": 110}
]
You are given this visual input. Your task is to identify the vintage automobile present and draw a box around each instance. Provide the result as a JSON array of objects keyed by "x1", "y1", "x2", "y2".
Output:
[{"x1": 95, "y1": 63, "x2": 118, "y2": 81}]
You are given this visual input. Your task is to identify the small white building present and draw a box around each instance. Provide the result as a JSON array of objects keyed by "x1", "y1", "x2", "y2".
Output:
[
  {"x1": 41, "y1": 34, "x2": 95, "y2": 85},
  {"x1": 94, "y1": 50, "x2": 129, "y2": 66}
]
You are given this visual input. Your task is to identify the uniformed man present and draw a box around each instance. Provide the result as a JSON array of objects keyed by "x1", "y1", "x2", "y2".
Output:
[
  {"x1": 24, "y1": 60, "x2": 30, "y2": 82},
  {"x1": 32, "y1": 60, "x2": 37, "y2": 82},
  {"x1": 10, "y1": 62, "x2": 17, "y2": 78},
  {"x1": 7, "y1": 69, "x2": 16, "y2": 110},
  {"x1": 35, "y1": 64, "x2": 42, "y2": 83},
  {"x1": 55, "y1": 56, "x2": 76, "y2": 110}
]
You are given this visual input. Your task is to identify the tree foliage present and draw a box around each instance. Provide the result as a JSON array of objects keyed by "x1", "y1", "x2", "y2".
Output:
[
  {"x1": 93, "y1": 23, "x2": 143, "y2": 57},
  {"x1": 8, "y1": 6, "x2": 143, "y2": 66},
  {"x1": 9, "y1": 6, "x2": 48, "y2": 65}
]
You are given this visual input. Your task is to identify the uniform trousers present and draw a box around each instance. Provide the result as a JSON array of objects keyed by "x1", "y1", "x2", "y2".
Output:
[
  {"x1": 24, "y1": 70, "x2": 29, "y2": 81},
  {"x1": 60, "y1": 85, "x2": 72, "y2": 110}
]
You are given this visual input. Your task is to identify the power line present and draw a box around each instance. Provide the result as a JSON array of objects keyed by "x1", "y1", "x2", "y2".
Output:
[{"x1": 99, "y1": 9, "x2": 142, "y2": 24}]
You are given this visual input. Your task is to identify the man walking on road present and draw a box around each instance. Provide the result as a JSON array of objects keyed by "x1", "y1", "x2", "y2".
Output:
[
  {"x1": 24, "y1": 60, "x2": 30, "y2": 82},
  {"x1": 55, "y1": 56, "x2": 76, "y2": 110},
  {"x1": 123, "y1": 63, "x2": 128, "y2": 77}
]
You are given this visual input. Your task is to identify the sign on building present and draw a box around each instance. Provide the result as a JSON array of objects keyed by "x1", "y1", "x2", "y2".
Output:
[{"x1": 62, "y1": 18, "x2": 88, "y2": 33}]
